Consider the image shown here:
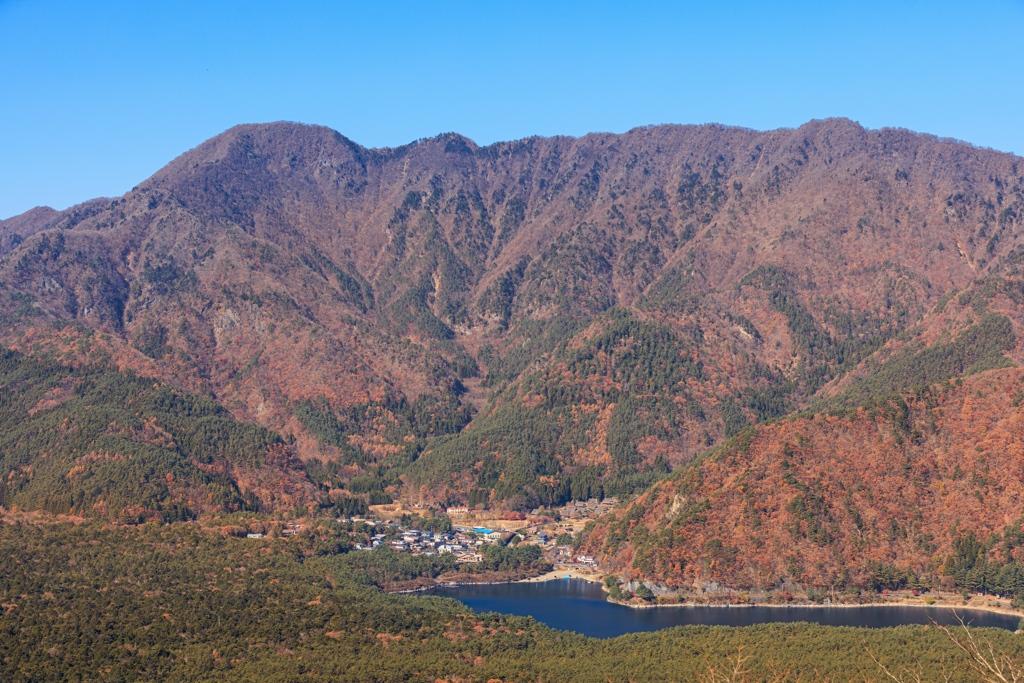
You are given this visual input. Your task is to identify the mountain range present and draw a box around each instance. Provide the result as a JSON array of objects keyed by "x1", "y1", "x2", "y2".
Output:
[{"x1": 2, "y1": 117, "x2": 1023, "y2": 589}]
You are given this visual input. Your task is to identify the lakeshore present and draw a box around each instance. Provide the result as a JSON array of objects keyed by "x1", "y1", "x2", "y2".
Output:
[
  {"x1": 517, "y1": 567, "x2": 605, "y2": 584},
  {"x1": 604, "y1": 595, "x2": 1024, "y2": 621},
  {"x1": 516, "y1": 568, "x2": 1024, "y2": 621},
  {"x1": 423, "y1": 578, "x2": 1024, "y2": 637}
]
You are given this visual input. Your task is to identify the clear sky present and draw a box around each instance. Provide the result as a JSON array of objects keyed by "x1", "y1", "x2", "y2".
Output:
[{"x1": 2, "y1": 0, "x2": 1023, "y2": 219}]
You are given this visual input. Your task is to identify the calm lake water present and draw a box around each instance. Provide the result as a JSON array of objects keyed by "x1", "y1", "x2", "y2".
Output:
[{"x1": 424, "y1": 578, "x2": 1022, "y2": 638}]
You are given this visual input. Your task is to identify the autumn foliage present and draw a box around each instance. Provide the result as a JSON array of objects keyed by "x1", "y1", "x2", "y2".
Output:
[{"x1": 585, "y1": 366, "x2": 1024, "y2": 592}]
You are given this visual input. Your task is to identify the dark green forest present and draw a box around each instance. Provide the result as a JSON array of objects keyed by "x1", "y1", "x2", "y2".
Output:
[{"x1": 0, "y1": 348, "x2": 279, "y2": 520}]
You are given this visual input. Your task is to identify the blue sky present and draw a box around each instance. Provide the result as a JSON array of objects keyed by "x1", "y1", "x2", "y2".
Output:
[{"x1": 1, "y1": 0, "x2": 1022, "y2": 219}]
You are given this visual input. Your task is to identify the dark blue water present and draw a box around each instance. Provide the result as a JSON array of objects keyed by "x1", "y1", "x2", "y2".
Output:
[{"x1": 424, "y1": 578, "x2": 1022, "y2": 638}]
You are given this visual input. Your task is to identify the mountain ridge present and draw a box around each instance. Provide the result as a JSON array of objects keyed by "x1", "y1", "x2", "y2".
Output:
[{"x1": 1, "y1": 117, "x2": 1022, "y2": 519}]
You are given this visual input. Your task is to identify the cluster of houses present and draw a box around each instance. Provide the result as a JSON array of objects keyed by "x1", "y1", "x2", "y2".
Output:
[
  {"x1": 241, "y1": 508, "x2": 608, "y2": 571},
  {"x1": 553, "y1": 545, "x2": 597, "y2": 567},
  {"x1": 347, "y1": 519, "x2": 510, "y2": 564}
]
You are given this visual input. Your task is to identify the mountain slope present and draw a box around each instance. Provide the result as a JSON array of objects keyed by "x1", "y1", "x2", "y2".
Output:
[
  {"x1": 1, "y1": 118, "x2": 1023, "y2": 511},
  {"x1": 0, "y1": 346, "x2": 317, "y2": 519},
  {"x1": 583, "y1": 363, "x2": 1024, "y2": 593},
  {"x1": 581, "y1": 276, "x2": 1024, "y2": 590}
]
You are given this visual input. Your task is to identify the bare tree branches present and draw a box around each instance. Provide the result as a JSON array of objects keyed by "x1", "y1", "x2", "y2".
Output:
[{"x1": 934, "y1": 614, "x2": 1024, "y2": 683}]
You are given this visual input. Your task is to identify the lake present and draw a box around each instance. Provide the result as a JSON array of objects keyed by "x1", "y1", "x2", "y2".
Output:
[{"x1": 424, "y1": 578, "x2": 1022, "y2": 638}]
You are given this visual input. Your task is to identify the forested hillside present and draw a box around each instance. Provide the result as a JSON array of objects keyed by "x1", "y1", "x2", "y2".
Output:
[
  {"x1": 581, "y1": 272, "x2": 1024, "y2": 592},
  {"x1": 2, "y1": 118, "x2": 1024, "y2": 513},
  {"x1": 0, "y1": 346, "x2": 319, "y2": 519},
  {"x1": 585, "y1": 361, "x2": 1024, "y2": 587}
]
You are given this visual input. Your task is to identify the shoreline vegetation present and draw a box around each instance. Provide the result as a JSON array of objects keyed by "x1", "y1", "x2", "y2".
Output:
[{"x1": 603, "y1": 594, "x2": 1024, "y2": 620}]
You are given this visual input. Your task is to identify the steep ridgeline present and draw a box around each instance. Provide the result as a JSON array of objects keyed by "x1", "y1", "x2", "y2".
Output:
[{"x1": 2, "y1": 119, "x2": 1024, "y2": 513}]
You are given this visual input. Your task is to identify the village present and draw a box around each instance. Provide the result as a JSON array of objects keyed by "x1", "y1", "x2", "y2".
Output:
[
  {"x1": 321, "y1": 496, "x2": 624, "y2": 570},
  {"x1": 350, "y1": 520, "x2": 494, "y2": 565}
]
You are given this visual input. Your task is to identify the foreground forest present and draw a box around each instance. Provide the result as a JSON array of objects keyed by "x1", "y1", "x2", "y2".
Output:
[{"x1": 2, "y1": 518, "x2": 1024, "y2": 683}]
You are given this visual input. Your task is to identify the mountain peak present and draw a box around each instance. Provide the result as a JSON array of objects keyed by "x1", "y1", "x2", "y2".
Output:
[
  {"x1": 0, "y1": 205, "x2": 60, "y2": 256},
  {"x1": 148, "y1": 121, "x2": 366, "y2": 186}
]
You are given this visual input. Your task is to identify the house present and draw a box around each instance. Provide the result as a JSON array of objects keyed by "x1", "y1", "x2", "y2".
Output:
[
  {"x1": 576, "y1": 555, "x2": 596, "y2": 566},
  {"x1": 246, "y1": 533, "x2": 264, "y2": 539}
]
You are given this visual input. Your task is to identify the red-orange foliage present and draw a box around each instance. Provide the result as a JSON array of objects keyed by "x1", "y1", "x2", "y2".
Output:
[{"x1": 586, "y1": 367, "x2": 1024, "y2": 590}]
